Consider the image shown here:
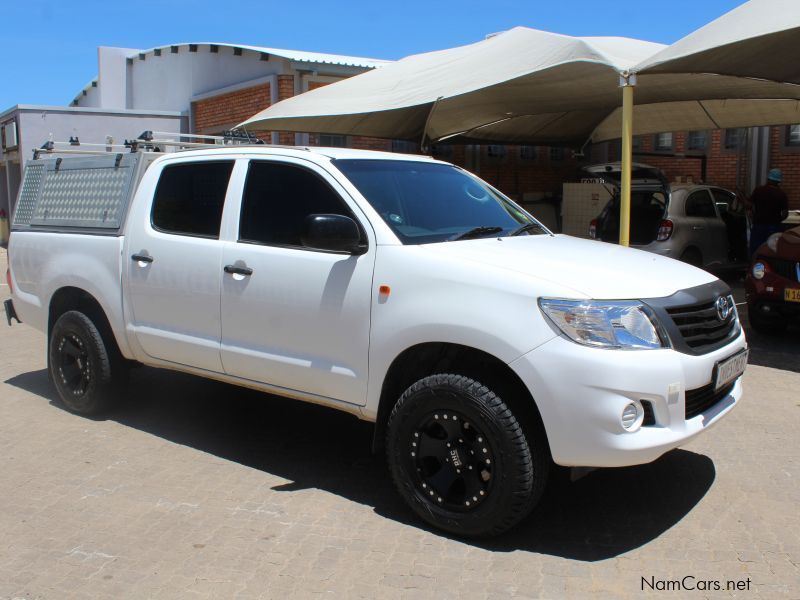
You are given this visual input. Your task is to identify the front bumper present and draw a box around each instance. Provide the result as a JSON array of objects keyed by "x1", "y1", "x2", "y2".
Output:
[{"x1": 509, "y1": 330, "x2": 747, "y2": 468}]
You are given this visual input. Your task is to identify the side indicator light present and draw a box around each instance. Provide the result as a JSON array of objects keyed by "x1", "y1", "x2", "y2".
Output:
[{"x1": 379, "y1": 285, "x2": 391, "y2": 296}]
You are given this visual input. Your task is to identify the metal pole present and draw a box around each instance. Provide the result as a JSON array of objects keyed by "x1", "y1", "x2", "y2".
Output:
[{"x1": 619, "y1": 72, "x2": 637, "y2": 247}]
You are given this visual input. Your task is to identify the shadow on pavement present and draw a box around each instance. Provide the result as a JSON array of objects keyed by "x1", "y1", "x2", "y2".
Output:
[
  {"x1": 740, "y1": 313, "x2": 800, "y2": 373},
  {"x1": 6, "y1": 366, "x2": 715, "y2": 562},
  {"x1": 728, "y1": 277, "x2": 800, "y2": 374}
]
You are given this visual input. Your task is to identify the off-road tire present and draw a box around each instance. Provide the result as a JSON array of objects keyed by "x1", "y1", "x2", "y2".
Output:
[
  {"x1": 386, "y1": 373, "x2": 548, "y2": 537},
  {"x1": 48, "y1": 310, "x2": 126, "y2": 415}
]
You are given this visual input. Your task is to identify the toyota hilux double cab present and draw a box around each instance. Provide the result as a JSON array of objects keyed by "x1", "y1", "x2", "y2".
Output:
[{"x1": 5, "y1": 142, "x2": 748, "y2": 537}]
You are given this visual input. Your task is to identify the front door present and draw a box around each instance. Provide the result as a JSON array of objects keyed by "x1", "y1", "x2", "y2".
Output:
[
  {"x1": 125, "y1": 160, "x2": 235, "y2": 372},
  {"x1": 683, "y1": 189, "x2": 719, "y2": 267},
  {"x1": 220, "y1": 159, "x2": 375, "y2": 405}
]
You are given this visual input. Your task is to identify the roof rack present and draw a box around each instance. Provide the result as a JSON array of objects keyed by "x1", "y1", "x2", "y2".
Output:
[{"x1": 33, "y1": 128, "x2": 311, "y2": 160}]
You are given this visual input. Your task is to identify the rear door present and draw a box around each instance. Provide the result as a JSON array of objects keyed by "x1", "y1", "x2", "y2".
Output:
[
  {"x1": 219, "y1": 158, "x2": 375, "y2": 405},
  {"x1": 125, "y1": 159, "x2": 235, "y2": 372}
]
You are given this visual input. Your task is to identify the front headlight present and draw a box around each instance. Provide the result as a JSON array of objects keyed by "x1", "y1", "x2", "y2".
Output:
[{"x1": 538, "y1": 298, "x2": 667, "y2": 350}]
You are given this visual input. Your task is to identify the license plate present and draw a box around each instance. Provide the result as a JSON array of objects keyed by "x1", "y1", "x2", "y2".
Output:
[
  {"x1": 714, "y1": 349, "x2": 748, "y2": 391},
  {"x1": 786, "y1": 288, "x2": 800, "y2": 303}
]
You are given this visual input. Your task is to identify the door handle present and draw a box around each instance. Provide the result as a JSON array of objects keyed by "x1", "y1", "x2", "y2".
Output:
[
  {"x1": 131, "y1": 253, "x2": 154, "y2": 263},
  {"x1": 692, "y1": 226, "x2": 705, "y2": 230},
  {"x1": 224, "y1": 264, "x2": 253, "y2": 276}
]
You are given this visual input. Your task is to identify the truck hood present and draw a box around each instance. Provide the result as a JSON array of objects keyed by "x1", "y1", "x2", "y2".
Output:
[{"x1": 429, "y1": 234, "x2": 717, "y2": 299}]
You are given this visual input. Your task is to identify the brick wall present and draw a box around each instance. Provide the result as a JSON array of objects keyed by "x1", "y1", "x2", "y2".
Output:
[
  {"x1": 462, "y1": 146, "x2": 580, "y2": 200},
  {"x1": 193, "y1": 83, "x2": 271, "y2": 136},
  {"x1": 592, "y1": 128, "x2": 799, "y2": 210},
  {"x1": 276, "y1": 76, "x2": 295, "y2": 145}
]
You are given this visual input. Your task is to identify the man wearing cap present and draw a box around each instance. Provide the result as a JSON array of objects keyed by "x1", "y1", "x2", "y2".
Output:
[{"x1": 748, "y1": 168, "x2": 789, "y2": 256}]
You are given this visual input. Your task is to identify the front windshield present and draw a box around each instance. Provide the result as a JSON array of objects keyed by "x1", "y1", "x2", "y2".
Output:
[{"x1": 334, "y1": 159, "x2": 548, "y2": 244}]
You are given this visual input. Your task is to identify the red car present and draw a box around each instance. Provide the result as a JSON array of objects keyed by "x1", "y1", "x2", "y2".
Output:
[{"x1": 745, "y1": 225, "x2": 800, "y2": 334}]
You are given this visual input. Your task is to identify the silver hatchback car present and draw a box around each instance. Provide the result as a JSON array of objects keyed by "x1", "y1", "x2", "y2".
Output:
[{"x1": 588, "y1": 162, "x2": 748, "y2": 271}]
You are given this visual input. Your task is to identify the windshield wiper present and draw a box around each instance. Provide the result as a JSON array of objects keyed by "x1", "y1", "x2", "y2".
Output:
[
  {"x1": 448, "y1": 226, "x2": 504, "y2": 241},
  {"x1": 508, "y1": 222, "x2": 545, "y2": 236}
]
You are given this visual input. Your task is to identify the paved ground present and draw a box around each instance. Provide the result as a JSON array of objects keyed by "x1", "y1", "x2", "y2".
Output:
[{"x1": 1, "y1": 250, "x2": 798, "y2": 599}]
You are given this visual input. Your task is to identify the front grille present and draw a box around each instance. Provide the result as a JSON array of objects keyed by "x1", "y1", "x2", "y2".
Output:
[
  {"x1": 685, "y1": 381, "x2": 735, "y2": 420},
  {"x1": 666, "y1": 299, "x2": 737, "y2": 351},
  {"x1": 768, "y1": 257, "x2": 800, "y2": 283}
]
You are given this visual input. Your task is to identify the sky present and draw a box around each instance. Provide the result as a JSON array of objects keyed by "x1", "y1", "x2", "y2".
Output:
[{"x1": 1, "y1": 0, "x2": 746, "y2": 110}]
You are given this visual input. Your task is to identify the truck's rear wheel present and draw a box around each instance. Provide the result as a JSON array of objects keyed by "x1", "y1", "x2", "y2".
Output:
[
  {"x1": 48, "y1": 310, "x2": 125, "y2": 415},
  {"x1": 386, "y1": 374, "x2": 548, "y2": 537}
]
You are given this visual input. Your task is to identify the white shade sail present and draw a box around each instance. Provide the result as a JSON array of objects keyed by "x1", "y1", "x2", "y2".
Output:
[
  {"x1": 240, "y1": 0, "x2": 800, "y2": 147},
  {"x1": 240, "y1": 27, "x2": 664, "y2": 145}
]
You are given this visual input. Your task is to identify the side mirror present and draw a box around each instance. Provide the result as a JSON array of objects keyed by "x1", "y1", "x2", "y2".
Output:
[
  {"x1": 715, "y1": 202, "x2": 729, "y2": 214},
  {"x1": 301, "y1": 214, "x2": 366, "y2": 254}
]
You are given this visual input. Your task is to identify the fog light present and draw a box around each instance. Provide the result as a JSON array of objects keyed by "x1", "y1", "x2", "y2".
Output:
[
  {"x1": 621, "y1": 402, "x2": 643, "y2": 431},
  {"x1": 752, "y1": 262, "x2": 766, "y2": 279}
]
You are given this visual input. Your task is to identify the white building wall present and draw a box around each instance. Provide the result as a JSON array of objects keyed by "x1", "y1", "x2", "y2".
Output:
[
  {"x1": 79, "y1": 84, "x2": 102, "y2": 108},
  {"x1": 129, "y1": 46, "x2": 284, "y2": 112},
  {"x1": 99, "y1": 47, "x2": 138, "y2": 109}
]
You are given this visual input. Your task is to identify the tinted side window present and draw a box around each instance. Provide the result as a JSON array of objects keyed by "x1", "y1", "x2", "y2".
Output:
[
  {"x1": 685, "y1": 191, "x2": 715, "y2": 217},
  {"x1": 152, "y1": 161, "x2": 234, "y2": 237},
  {"x1": 239, "y1": 161, "x2": 356, "y2": 247}
]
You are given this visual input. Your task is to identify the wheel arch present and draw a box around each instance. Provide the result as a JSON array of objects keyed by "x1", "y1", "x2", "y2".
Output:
[
  {"x1": 680, "y1": 245, "x2": 703, "y2": 266},
  {"x1": 48, "y1": 287, "x2": 124, "y2": 361},
  {"x1": 371, "y1": 342, "x2": 549, "y2": 456}
]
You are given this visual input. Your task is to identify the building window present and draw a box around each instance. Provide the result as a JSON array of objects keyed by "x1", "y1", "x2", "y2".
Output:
[
  {"x1": 519, "y1": 146, "x2": 537, "y2": 160},
  {"x1": 391, "y1": 139, "x2": 418, "y2": 154},
  {"x1": 549, "y1": 146, "x2": 565, "y2": 161},
  {"x1": 319, "y1": 134, "x2": 348, "y2": 148},
  {"x1": 687, "y1": 130, "x2": 708, "y2": 151},
  {"x1": 487, "y1": 145, "x2": 506, "y2": 158},
  {"x1": 654, "y1": 132, "x2": 673, "y2": 151},
  {"x1": 786, "y1": 124, "x2": 800, "y2": 147},
  {"x1": 724, "y1": 128, "x2": 746, "y2": 150},
  {"x1": 631, "y1": 136, "x2": 642, "y2": 152}
]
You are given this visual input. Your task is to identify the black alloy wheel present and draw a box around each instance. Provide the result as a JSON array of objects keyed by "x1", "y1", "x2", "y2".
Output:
[
  {"x1": 55, "y1": 332, "x2": 93, "y2": 397},
  {"x1": 408, "y1": 409, "x2": 495, "y2": 512},
  {"x1": 386, "y1": 373, "x2": 549, "y2": 537}
]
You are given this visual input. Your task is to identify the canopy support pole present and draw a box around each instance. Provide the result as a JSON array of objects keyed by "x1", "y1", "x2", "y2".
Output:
[{"x1": 619, "y1": 72, "x2": 637, "y2": 247}]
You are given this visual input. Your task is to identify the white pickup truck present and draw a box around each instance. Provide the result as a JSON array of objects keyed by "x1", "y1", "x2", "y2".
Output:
[{"x1": 5, "y1": 144, "x2": 748, "y2": 537}]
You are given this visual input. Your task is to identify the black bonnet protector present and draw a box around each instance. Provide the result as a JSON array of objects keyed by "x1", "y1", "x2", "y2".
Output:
[{"x1": 641, "y1": 280, "x2": 739, "y2": 356}]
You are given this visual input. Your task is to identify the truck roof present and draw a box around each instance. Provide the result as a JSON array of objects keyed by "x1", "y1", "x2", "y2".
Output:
[{"x1": 158, "y1": 145, "x2": 443, "y2": 164}]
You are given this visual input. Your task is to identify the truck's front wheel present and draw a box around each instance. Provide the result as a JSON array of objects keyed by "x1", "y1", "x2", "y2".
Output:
[
  {"x1": 386, "y1": 374, "x2": 548, "y2": 537},
  {"x1": 48, "y1": 310, "x2": 125, "y2": 415}
]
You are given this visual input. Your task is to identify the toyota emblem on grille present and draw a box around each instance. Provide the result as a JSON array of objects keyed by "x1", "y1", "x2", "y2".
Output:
[{"x1": 715, "y1": 296, "x2": 731, "y2": 321}]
